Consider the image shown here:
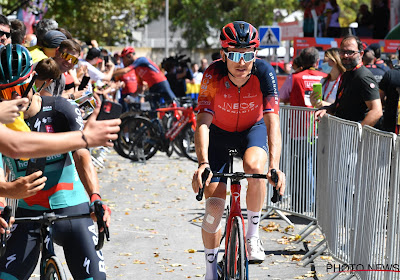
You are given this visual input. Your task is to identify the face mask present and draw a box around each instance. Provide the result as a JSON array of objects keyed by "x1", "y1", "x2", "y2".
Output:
[{"x1": 321, "y1": 62, "x2": 332, "y2": 73}]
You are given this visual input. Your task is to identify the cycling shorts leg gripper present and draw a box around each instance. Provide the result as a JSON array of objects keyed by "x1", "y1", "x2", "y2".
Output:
[{"x1": 202, "y1": 197, "x2": 225, "y2": 233}]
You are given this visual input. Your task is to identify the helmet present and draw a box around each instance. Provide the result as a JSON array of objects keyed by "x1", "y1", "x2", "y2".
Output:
[
  {"x1": 0, "y1": 44, "x2": 33, "y2": 89},
  {"x1": 121, "y1": 46, "x2": 135, "y2": 57},
  {"x1": 220, "y1": 21, "x2": 259, "y2": 49}
]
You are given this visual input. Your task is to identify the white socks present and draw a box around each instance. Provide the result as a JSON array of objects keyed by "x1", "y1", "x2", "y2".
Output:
[
  {"x1": 204, "y1": 247, "x2": 219, "y2": 280},
  {"x1": 247, "y1": 210, "x2": 261, "y2": 239}
]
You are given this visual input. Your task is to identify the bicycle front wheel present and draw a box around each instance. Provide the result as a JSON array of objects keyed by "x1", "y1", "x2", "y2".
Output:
[
  {"x1": 43, "y1": 256, "x2": 67, "y2": 280},
  {"x1": 178, "y1": 125, "x2": 197, "y2": 162},
  {"x1": 115, "y1": 116, "x2": 159, "y2": 161},
  {"x1": 225, "y1": 216, "x2": 247, "y2": 280}
]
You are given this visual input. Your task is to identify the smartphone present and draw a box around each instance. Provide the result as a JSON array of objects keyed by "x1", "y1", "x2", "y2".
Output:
[
  {"x1": 104, "y1": 56, "x2": 109, "y2": 64},
  {"x1": 79, "y1": 100, "x2": 96, "y2": 120},
  {"x1": 25, "y1": 157, "x2": 46, "y2": 176},
  {"x1": 96, "y1": 100, "x2": 122, "y2": 120},
  {"x1": 313, "y1": 83, "x2": 322, "y2": 102},
  {"x1": 78, "y1": 76, "x2": 91, "y2": 91}
]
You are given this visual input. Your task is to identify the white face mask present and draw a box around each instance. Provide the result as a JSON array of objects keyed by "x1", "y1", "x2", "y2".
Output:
[{"x1": 321, "y1": 62, "x2": 332, "y2": 74}]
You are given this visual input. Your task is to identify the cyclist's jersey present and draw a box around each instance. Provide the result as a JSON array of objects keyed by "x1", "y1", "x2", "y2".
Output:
[
  {"x1": 3, "y1": 96, "x2": 88, "y2": 211},
  {"x1": 197, "y1": 59, "x2": 279, "y2": 132},
  {"x1": 130, "y1": 57, "x2": 167, "y2": 88}
]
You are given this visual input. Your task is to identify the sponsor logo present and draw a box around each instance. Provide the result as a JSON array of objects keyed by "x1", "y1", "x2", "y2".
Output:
[
  {"x1": 45, "y1": 125, "x2": 54, "y2": 133},
  {"x1": 219, "y1": 102, "x2": 258, "y2": 114},
  {"x1": 223, "y1": 94, "x2": 232, "y2": 99},
  {"x1": 233, "y1": 192, "x2": 240, "y2": 203},
  {"x1": 370, "y1": 83, "x2": 375, "y2": 88},
  {"x1": 225, "y1": 81, "x2": 230, "y2": 89},
  {"x1": 42, "y1": 106, "x2": 52, "y2": 112},
  {"x1": 198, "y1": 101, "x2": 211, "y2": 106},
  {"x1": 243, "y1": 93, "x2": 257, "y2": 99}
]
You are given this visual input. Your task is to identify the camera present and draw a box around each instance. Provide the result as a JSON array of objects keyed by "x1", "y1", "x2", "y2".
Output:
[{"x1": 162, "y1": 54, "x2": 191, "y2": 72}]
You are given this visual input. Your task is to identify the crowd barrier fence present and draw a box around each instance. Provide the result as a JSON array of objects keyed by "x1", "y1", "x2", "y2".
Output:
[{"x1": 264, "y1": 105, "x2": 400, "y2": 279}]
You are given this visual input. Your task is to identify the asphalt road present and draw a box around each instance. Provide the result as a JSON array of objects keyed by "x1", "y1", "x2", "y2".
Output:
[{"x1": 32, "y1": 150, "x2": 350, "y2": 279}]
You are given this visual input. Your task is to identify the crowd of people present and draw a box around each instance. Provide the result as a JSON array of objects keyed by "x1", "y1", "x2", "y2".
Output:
[{"x1": 301, "y1": 0, "x2": 390, "y2": 39}]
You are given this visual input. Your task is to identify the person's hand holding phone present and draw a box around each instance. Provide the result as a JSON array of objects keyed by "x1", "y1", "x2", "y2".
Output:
[{"x1": 0, "y1": 98, "x2": 29, "y2": 124}]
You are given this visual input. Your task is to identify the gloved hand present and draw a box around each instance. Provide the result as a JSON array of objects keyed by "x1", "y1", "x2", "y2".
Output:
[{"x1": 89, "y1": 193, "x2": 111, "y2": 229}]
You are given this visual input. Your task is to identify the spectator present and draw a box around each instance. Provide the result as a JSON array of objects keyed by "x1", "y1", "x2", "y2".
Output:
[
  {"x1": 24, "y1": 33, "x2": 37, "y2": 47},
  {"x1": 188, "y1": 62, "x2": 203, "y2": 100},
  {"x1": 363, "y1": 48, "x2": 386, "y2": 84},
  {"x1": 283, "y1": 62, "x2": 292, "y2": 74},
  {"x1": 324, "y1": 0, "x2": 341, "y2": 37},
  {"x1": 113, "y1": 49, "x2": 177, "y2": 104},
  {"x1": 279, "y1": 56, "x2": 302, "y2": 102},
  {"x1": 280, "y1": 47, "x2": 327, "y2": 106},
  {"x1": 82, "y1": 47, "x2": 115, "y2": 86},
  {"x1": 112, "y1": 46, "x2": 138, "y2": 112},
  {"x1": 34, "y1": 58, "x2": 62, "y2": 94},
  {"x1": 41, "y1": 30, "x2": 68, "y2": 58},
  {"x1": 165, "y1": 58, "x2": 194, "y2": 98},
  {"x1": 311, "y1": 48, "x2": 346, "y2": 108},
  {"x1": 301, "y1": 0, "x2": 325, "y2": 37},
  {"x1": 34, "y1": 18, "x2": 58, "y2": 47},
  {"x1": 366, "y1": 43, "x2": 390, "y2": 72},
  {"x1": 372, "y1": 0, "x2": 390, "y2": 39},
  {"x1": 0, "y1": 14, "x2": 11, "y2": 46},
  {"x1": 378, "y1": 58, "x2": 400, "y2": 133},
  {"x1": 315, "y1": 35, "x2": 382, "y2": 127},
  {"x1": 10, "y1": 19, "x2": 26, "y2": 45},
  {"x1": 356, "y1": 4, "x2": 373, "y2": 37},
  {"x1": 199, "y1": 58, "x2": 208, "y2": 72},
  {"x1": 211, "y1": 52, "x2": 221, "y2": 61}
]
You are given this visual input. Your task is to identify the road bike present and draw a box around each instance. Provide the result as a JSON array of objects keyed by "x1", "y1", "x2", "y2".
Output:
[
  {"x1": 0, "y1": 201, "x2": 109, "y2": 280},
  {"x1": 115, "y1": 96, "x2": 197, "y2": 162},
  {"x1": 196, "y1": 150, "x2": 280, "y2": 280}
]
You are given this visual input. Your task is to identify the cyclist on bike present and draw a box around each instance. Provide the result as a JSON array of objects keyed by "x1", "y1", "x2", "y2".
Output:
[
  {"x1": 0, "y1": 44, "x2": 109, "y2": 280},
  {"x1": 192, "y1": 21, "x2": 286, "y2": 280}
]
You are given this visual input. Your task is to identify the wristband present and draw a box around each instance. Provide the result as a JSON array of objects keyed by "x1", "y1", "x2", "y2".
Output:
[
  {"x1": 81, "y1": 131, "x2": 89, "y2": 149},
  {"x1": 90, "y1": 193, "x2": 102, "y2": 203},
  {"x1": 198, "y1": 162, "x2": 209, "y2": 168}
]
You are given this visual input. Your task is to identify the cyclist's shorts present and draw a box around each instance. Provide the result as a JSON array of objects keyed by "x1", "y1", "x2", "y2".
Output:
[{"x1": 209, "y1": 119, "x2": 268, "y2": 184}]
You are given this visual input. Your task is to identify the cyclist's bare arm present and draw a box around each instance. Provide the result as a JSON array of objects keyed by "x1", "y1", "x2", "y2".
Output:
[
  {"x1": 263, "y1": 113, "x2": 286, "y2": 195},
  {"x1": 192, "y1": 112, "x2": 213, "y2": 194},
  {"x1": 0, "y1": 100, "x2": 120, "y2": 159},
  {"x1": 73, "y1": 149, "x2": 110, "y2": 227}
]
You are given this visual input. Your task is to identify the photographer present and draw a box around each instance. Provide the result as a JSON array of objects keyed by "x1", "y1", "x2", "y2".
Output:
[{"x1": 164, "y1": 55, "x2": 194, "y2": 98}]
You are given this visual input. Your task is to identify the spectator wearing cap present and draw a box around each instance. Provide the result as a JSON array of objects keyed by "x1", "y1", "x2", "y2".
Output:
[
  {"x1": 41, "y1": 30, "x2": 68, "y2": 58},
  {"x1": 0, "y1": 14, "x2": 11, "y2": 46},
  {"x1": 80, "y1": 47, "x2": 115, "y2": 87},
  {"x1": 366, "y1": 43, "x2": 390, "y2": 72},
  {"x1": 113, "y1": 46, "x2": 138, "y2": 112},
  {"x1": 363, "y1": 47, "x2": 386, "y2": 84},
  {"x1": 113, "y1": 46, "x2": 177, "y2": 105}
]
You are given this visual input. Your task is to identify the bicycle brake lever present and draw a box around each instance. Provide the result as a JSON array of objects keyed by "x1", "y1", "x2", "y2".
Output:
[
  {"x1": 271, "y1": 169, "x2": 282, "y2": 203},
  {"x1": 0, "y1": 206, "x2": 11, "y2": 257},
  {"x1": 196, "y1": 168, "x2": 210, "y2": 201},
  {"x1": 94, "y1": 201, "x2": 110, "y2": 251}
]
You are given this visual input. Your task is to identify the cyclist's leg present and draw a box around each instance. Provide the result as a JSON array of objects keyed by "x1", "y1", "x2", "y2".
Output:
[
  {"x1": 52, "y1": 203, "x2": 106, "y2": 280},
  {"x1": 241, "y1": 120, "x2": 268, "y2": 263},
  {"x1": 0, "y1": 208, "x2": 42, "y2": 280},
  {"x1": 150, "y1": 81, "x2": 177, "y2": 104}
]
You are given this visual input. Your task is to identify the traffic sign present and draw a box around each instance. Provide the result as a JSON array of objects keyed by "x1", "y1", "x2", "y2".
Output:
[{"x1": 259, "y1": 26, "x2": 281, "y2": 48}]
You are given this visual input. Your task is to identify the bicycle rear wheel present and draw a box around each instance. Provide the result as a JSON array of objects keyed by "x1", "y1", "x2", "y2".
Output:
[
  {"x1": 115, "y1": 116, "x2": 159, "y2": 161},
  {"x1": 225, "y1": 216, "x2": 247, "y2": 280},
  {"x1": 178, "y1": 125, "x2": 197, "y2": 162},
  {"x1": 43, "y1": 256, "x2": 67, "y2": 280}
]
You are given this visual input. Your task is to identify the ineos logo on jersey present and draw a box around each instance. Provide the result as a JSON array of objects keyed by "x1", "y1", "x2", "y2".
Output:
[
  {"x1": 201, "y1": 73, "x2": 212, "y2": 90},
  {"x1": 219, "y1": 102, "x2": 257, "y2": 114}
]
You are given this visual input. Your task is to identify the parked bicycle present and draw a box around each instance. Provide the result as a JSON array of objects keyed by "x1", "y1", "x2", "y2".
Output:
[
  {"x1": 196, "y1": 150, "x2": 280, "y2": 280},
  {"x1": 0, "y1": 201, "x2": 109, "y2": 280},
  {"x1": 114, "y1": 95, "x2": 197, "y2": 162}
]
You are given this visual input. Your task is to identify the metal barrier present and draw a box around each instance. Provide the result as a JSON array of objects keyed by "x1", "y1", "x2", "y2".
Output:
[
  {"x1": 351, "y1": 126, "x2": 396, "y2": 280},
  {"x1": 265, "y1": 105, "x2": 318, "y2": 222},
  {"x1": 316, "y1": 115, "x2": 362, "y2": 265}
]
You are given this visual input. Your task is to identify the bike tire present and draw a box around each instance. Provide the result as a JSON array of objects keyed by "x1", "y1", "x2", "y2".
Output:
[
  {"x1": 115, "y1": 116, "x2": 159, "y2": 161},
  {"x1": 225, "y1": 216, "x2": 247, "y2": 280},
  {"x1": 178, "y1": 125, "x2": 198, "y2": 162},
  {"x1": 43, "y1": 256, "x2": 67, "y2": 280}
]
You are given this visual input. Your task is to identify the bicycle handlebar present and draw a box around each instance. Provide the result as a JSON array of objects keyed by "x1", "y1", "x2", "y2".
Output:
[
  {"x1": 0, "y1": 206, "x2": 11, "y2": 257},
  {"x1": 196, "y1": 168, "x2": 210, "y2": 201},
  {"x1": 94, "y1": 200, "x2": 110, "y2": 250},
  {"x1": 270, "y1": 169, "x2": 282, "y2": 203},
  {"x1": 195, "y1": 168, "x2": 282, "y2": 203}
]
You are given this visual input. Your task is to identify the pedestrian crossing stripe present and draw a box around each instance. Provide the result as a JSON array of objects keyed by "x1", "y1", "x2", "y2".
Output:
[{"x1": 259, "y1": 26, "x2": 281, "y2": 48}]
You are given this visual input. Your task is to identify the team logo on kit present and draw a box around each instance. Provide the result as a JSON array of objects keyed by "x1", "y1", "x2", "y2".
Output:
[
  {"x1": 45, "y1": 125, "x2": 54, "y2": 133},
  {"x1": 225, "y1": 81, "x2": 230, "y2": 89}
]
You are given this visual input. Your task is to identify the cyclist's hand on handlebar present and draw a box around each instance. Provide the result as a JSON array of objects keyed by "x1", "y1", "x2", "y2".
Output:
[
  {"x1": 5, "y1": 171, "x2": 47, "y2": 199},
  {"x1": 192, "y1": 164, "x2": 212, "y2": 194},
  {"x1": 268, "y1": 168, "x2": 286, "y2": 196},
  {"x1": 0, "y1": 205, "x2": 14, "y2": 235},
  {"x1": 89, "y1": 194, "x2": 111, "y2": 231}
]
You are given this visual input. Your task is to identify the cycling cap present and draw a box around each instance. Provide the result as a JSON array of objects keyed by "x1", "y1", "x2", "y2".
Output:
[
  {"x1": 220, "y1": 21, "x2": 259, "y2": 49},
  {"x1": 42, "y1": 30, "x2": 67, "y2": 48},
  {"x1": 0, "y1": 44, "x2": 33, "y2": 89},
  {"x1": 121, "y1": 46, "x2": 135, "y2": 57}
]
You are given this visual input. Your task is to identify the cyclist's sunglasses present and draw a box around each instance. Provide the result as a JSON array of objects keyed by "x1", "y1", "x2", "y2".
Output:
[
  {"x1": 60, "y1": 52, "x2": 79, "y2": 65},
  {"x1": 0, "y1": 74, "x2": 37, "y2": 100},
  {"x1": 224, "y1": 51, "x2": 256, "y2": 63},
  {"x1": 0, "y1": 30, "x2": 11, "y2": 39}
]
